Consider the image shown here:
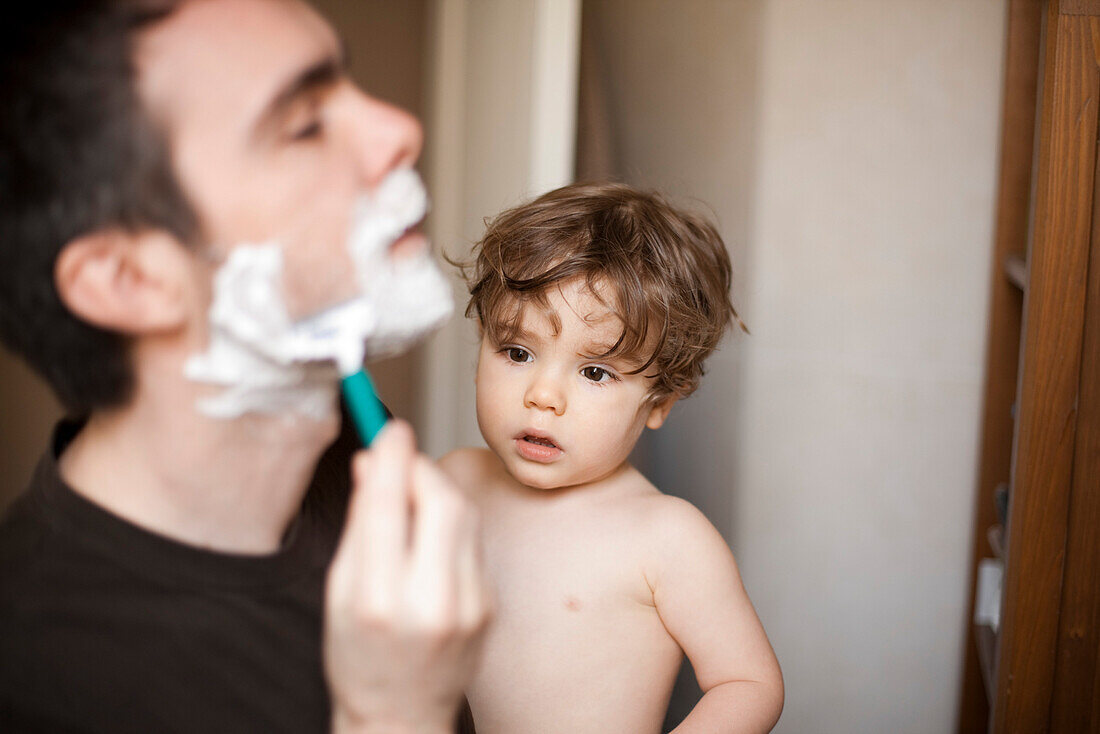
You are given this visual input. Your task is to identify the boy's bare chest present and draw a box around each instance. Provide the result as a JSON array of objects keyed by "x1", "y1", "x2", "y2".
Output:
[
  {"x1": 468, "y1": 500, "x2": 682, "y2": 732},
  {"x1": 477, "y1": 504, "x2": 664, "y2": 651}
]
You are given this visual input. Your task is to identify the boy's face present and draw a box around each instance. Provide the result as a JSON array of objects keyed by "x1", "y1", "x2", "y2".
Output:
[{"x1": 475, "y1": 279, "x2": 673, "y2": 490}]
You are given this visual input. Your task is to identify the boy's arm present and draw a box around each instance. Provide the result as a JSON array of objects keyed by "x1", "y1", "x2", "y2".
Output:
[{"x1": 649, "y1": 498, "x2": 783, "y2": 734}]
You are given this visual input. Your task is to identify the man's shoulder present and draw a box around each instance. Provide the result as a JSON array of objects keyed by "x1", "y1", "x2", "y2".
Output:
[
  {"x1": 0, "y1": 472, "x2": 62, "y2": 579},
  {"x1": 0, "y1": 483, "x2": 101, "y2": 663},
  {"x1": 0, "y1": 422, "x2": 82, "y2": 570}
]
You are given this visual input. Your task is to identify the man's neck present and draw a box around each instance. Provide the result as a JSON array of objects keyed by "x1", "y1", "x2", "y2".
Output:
[{"x1": 58, "y1": 384, "x2": 341, "y2": 555}]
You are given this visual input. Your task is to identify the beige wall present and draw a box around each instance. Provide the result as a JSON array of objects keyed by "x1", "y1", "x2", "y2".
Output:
[{"x1": 584, "y1": 0, "x2": 1006, "y2": 730}]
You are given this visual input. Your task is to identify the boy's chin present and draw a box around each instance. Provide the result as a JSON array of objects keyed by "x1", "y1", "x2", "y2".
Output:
[{"x1": 504, "y1": 460, "x2": 570, "y2": 491}]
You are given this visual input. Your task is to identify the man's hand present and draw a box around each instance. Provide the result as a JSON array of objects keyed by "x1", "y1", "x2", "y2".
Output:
[{"x1": 325, "y1": 421, "x2": 491, "y2": 734}]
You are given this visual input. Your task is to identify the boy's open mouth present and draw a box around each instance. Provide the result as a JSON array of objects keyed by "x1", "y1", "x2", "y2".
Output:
[
  {"x1": 514, "y1": 430, "x2": 563, "y2": 462},
  {"x1": 522, "y1": 434, "x2": 558, "y2": 449}
]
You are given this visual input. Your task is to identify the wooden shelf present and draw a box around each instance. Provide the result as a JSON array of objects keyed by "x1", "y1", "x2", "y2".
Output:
[
  {"x1": 975, "y1": 623, "x2": 999, "y2": 706},
  {"x1": 1002, "y1": 254, "x2": 1028, "y2": 290},
  {"x1": 958, "y1": 1, "x2": 1100, "y2": 732}
]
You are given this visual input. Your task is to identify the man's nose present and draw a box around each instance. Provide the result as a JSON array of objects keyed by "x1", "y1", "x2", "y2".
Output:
[
  {"x1": 347, "y1": 92, "x2": 424, "y2": 187},
  {"x1": 524, "y1": 371, "x2": 566, "y2": 416}
]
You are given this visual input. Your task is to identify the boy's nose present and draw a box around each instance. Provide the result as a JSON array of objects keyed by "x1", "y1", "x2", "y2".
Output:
[{"x1": 524, "y1": 374, "x2": 565, "y2": 416}]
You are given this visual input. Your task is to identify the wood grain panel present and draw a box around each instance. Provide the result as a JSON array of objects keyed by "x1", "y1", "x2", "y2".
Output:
[
  {"x1": 956, "y1": 2, "x2": 1043, "y2": 731},
  {"x1": 994, "y1": 7, "x2": 1099, "y2": 732},
  {"x1": 1060, "y1": 0, "x2": 1100, "y2": 16},
  {"x1": 1048, "y1": 109, "x2": 1100, "y2": 734}
]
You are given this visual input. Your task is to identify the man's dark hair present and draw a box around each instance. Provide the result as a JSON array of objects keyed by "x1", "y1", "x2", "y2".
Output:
[{"x1": 0, "y1": 0, "x2": 197, "y2": 416}]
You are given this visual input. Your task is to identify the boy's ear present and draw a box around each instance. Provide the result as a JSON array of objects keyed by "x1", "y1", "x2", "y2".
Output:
[
  {"x1": 645, "y1": 395, "x2": 678, "y2": 430},
  {"x1": 54, "y1": 228, "x2": 191, "y2": 335}
]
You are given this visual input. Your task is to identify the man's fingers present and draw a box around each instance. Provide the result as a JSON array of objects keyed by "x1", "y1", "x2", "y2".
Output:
[
  {"x1": 331, "y1": 429, "x2": 490, "y2": 647},
  {"x1": 406, "y1": 457, "x2": 464, "y2": 626},
  {"x1": 347, "y1": 421, "x2": 416, "y2": 614}
]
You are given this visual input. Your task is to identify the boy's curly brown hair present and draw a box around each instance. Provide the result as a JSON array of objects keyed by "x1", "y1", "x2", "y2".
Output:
[{"x1": 459, "y1": 182, "x2": 746, "y2": 404}]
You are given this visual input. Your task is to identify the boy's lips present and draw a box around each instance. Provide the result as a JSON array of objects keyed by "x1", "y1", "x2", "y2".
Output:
[{"x1": 514, "y1": 429, "x2": 563, "y2": 463}]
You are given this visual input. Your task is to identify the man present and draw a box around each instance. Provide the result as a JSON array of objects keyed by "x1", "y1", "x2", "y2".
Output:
[{"x1": 0, "y1": 1, "x2": 488, "y2": 732}]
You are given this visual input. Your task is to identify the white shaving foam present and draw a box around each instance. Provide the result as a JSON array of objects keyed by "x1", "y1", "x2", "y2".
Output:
[{"x1": 185, "y1": 169, "x2": 453, "y2": 419}]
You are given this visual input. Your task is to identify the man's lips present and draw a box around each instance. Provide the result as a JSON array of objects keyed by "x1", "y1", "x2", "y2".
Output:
[
  {"x1": 389, "y1": 228, "x2": 427, "y2": 260},
  {"x1": 388, "y1": 211, "x2": 427, "y2": 260}
]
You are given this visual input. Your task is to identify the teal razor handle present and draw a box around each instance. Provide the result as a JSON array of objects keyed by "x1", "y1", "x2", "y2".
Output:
[{"x1": 341, "y1": 369, "x2": 388, "y2": 446}]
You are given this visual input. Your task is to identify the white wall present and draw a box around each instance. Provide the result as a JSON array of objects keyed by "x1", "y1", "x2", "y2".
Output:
[
  {"x1": 584, "y1": 0, "x2": 1006, "y2": 731},
  {"x1": 419, "y1": 0, "x2": 580, "y2": 457}
]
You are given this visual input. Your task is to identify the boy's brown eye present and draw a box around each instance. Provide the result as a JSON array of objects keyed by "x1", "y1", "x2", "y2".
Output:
[
  {"x1": 581, "y1": 366, "x2": 613, "y2": 383},
  {"x1": 505, "y1": 347, "x2": 531, "y2": 363}
]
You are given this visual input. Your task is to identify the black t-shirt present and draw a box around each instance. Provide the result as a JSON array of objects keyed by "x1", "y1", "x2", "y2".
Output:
[{"x1": 0, "y1": 421, "x2": 357, "y2": 733}]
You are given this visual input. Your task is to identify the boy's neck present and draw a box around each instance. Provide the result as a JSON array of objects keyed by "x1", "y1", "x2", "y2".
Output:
[
  {"x1": 58, "y1": 377, "x2": 340, "y2": 555},
  {"x1": 503, "y1": 459, "x2": 645, "y2": 505}
]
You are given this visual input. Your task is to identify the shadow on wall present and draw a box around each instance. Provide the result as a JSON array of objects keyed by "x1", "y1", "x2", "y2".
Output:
[
  {"x1": 578, "y1": 0, "x2": 767, "y2": 728},
  {"x1": 0, "y1": 353, "x2": 61, "y2": 508}
]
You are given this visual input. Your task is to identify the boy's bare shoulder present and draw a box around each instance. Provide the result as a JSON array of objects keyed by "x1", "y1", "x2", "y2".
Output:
[
  {"x1": 437, "y1": 447, "x2": 503, "y2": 497},
  {"x1": 628, "y1": 491, "x2": 735, "y2": 576},
  {"x1": 632, "y1": 492, "x2": 717, "y2": 539},
  {"x1": 596, "y1": 472, "x2": 718, "y2": 541}
]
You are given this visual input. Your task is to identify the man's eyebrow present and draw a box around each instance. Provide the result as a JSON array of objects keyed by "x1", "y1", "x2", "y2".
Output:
[{"x1": 252, "y1": 43, "x2": 348, "y2": 137}]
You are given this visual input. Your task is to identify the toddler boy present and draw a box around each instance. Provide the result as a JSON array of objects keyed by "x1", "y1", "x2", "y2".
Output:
[{"x1": 441, "y1": 182, "x2": 783, "y2": 734}]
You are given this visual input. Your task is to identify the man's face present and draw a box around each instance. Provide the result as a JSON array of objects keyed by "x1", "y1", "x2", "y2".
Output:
[{"x1": 136, "y1": 0, "x2": 423, "y2": 318}]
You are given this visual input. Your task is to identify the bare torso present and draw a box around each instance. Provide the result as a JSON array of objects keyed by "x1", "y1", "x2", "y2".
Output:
[{"x1": 443, "y1": 448, "x2": 684, "y2": 734}]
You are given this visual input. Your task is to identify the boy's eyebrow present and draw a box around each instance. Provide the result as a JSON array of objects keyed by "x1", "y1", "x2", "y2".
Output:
[
  {"x1": 250, "y1": 40, "x2": 348, "y2": 138},
  {"x1": 578, "y1": 342, "x2": 619, "y2": 358},
  {"x1": 495, "y1": 324, "x2": 537, "y2": 344}
]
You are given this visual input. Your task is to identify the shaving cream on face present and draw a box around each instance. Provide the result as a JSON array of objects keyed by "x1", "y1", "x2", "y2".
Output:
[{"x1": 185, "y1": 169, "x2": 453, "y2": 419}]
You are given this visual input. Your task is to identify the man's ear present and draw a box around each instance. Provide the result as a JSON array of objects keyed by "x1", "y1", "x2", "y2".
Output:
[
  {"x1": 54, "y1": 228, "x2": 191, "y2": 335},
  {"x1": 645, "y1": 395, "x2": 678, "y2": 430}
]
